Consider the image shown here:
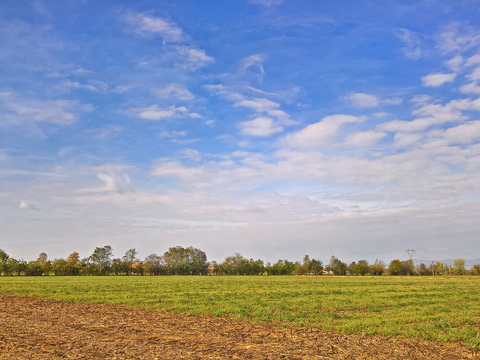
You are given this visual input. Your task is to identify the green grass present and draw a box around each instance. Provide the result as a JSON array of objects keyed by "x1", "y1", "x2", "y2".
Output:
[{"x1": 1, "y1": 276, "x2": 480, "y2": 346}]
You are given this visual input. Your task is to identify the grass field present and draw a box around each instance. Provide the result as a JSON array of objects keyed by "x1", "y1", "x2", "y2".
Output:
[{"x1": 1, "y1": 276, "x2": 479, "y2": 347}]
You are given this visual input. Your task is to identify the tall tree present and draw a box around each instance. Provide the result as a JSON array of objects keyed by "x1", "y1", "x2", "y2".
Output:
[
  {"x1": 90, "y1": 245, "x2": 113, "y2": 275},
  {"x1": 144, "y1": 253, "x2": 164, "y2": 275},
  {"x1": 66, "y1": 252, "x2": 80, "y2": 275},
  {"x1": 163, "y1": 246, "x2": 208, "y2": 275},
  {"x1": 122, "y1": 248, "x2": 138, "y2": 275},
  {"x1": 37, "y1": 252, "x2": 51, "y2": 275},
  {"x1": 0, "y1": 249, "x2": 9, "y2": 275}
]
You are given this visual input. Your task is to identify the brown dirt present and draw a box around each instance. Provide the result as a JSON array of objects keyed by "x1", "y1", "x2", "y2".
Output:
[{"x1": 0, "y1": 293, "x2": 477, "y2": 359}]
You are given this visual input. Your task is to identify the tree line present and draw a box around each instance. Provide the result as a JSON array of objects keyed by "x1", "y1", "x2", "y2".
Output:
[{"x1": 0, "y1": 247, "x2": 478, "y2": 276}]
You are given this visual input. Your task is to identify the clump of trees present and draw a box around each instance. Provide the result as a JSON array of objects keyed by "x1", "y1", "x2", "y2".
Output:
[{"x1": 0, "y1": 247, "x2": 479, "y2": 277}]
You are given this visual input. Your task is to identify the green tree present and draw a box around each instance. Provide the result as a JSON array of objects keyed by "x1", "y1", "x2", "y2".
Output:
[
  {"x1": 470, "y1": 264, "x2": 480, "y2": 275},
  {"x1": 52, "y1": 259, "x2": 68, "y2": 276},
  {"x1": 144, "y1": 253, "x2": 164, "y2": 275},
  {"x1": 388, "y1": 259, "x2": 403, "y2": 275},
  {"x1": 327, "y1": 256, "x2": 347, "y2": 275},
  {"x1": 267, "y1": 259, "x2": 296, "y2": 275},
  {"x1": 37, "y1": 252, "x2": 52, "y2": 275},
  {"x1": 25, "y1": 260, "x2": 43, "y2": 276},
  {"x1": 354, "y1": 260, "x2": 369, "y2": 276},
  {"x1": 453, "y1": 258, "x2": 467, "y2": 275},
  {"x1": 220, "y1": 253, "x2": 249, "y2": 275},
  {"x1": 90, "y1": 245, "x2": 114, "y2": 275},
  {"x1": 163, "y1": 246, "x2": 208, "y2": 275},
  {"x1": 123, "y1": 248, "x2": 138, "y2": 275},
  {"x1": 0, "y1": 249, "x2": 9, "y2": 275},
  {"x1": 369, "y1": 259, "x2": 385, "y2": 275}
]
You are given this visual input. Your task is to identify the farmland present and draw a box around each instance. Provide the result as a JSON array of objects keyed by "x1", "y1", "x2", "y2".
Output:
[{"x1": 1, "y1": 276, "x2": 480, "y2": 348}]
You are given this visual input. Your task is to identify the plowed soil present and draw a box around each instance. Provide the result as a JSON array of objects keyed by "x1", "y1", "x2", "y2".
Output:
[{"x1": 0, "y1": 293, "x2": 477, "y2": 359}]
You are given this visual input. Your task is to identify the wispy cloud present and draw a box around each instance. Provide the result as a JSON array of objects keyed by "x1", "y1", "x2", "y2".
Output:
[
  {"x1": 131, "y1": 105, "x2": 193, "y2": 120},
  {"x1": 154, "y1": 83, "x2": 195, "y2": 101},
  {"x1": 249, "y1": 0, "x2": 283, "y2": 7},
  {"x1": 124, "y1": 11, "x2": 184, "y2": 43},
  {"x1": 421, "y1": 73, "x2": 456, "y2": 87},
  {"x1": 0, "y1": 92, "x2": 92, "y2": 126},
  {"x1": 284, "y1": 115, "x2": 366, "y2": 148},
  {"x1": 239, "y1": 116, "x2": 283, "y2": 137}
]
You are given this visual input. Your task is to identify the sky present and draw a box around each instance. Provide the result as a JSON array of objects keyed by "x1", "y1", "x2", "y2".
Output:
[{"x1": 1, "y1": 0, "x2": 480, "y2": 264}]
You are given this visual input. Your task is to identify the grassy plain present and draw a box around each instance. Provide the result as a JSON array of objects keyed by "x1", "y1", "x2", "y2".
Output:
[{"x1": 1, "y1": 276, "x2": 479, "y2": 346}]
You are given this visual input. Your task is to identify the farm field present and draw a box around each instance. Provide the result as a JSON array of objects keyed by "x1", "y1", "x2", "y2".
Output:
[{"x1": 1, "y1": 275, "x2": 480, "y2": 349}]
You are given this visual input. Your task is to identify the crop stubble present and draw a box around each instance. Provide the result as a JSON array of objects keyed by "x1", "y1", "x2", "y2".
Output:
[{"x1": 0, "y1": 293, "x2": 476, "y2": 360}]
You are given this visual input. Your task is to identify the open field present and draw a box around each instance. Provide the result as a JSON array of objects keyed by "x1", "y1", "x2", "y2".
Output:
[
  {"x1": 0, "y1": 292, "x2": 475, "y2": 359},
  {"x1": 1, "y1": 275, "x2": 480, "y2": 349}
]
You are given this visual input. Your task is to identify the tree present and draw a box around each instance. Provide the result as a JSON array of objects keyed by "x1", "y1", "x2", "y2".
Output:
[
  {"x1": 52, "y1": 259, "x2": 68, "y2": 276},
  {"x1": 355, "y1": 260, "x2": 369, "y2": 276},
  {"x1": 37, "y1": 252, "x2": 52, "y2": 275},
  {"x1": 66, "y1": 252, "x2": 80, "y2": 275},
  {"x1": 122, "y1": 248, "x2": 138, "y2": 275},
  {"x1": 163, "y1": 246, "x2": 208, "y2": 275},
  {"x1": 453, "y1": 258, "x2": 467, "y2": 275},
  {"x1": 0, "y1": 249, "x2": 9, "y2": 275},
  {"x1": 267, "y1": 259, "x2": 296, "y2": 275},
  {"x1": 25, "y1": 260, "x2": 43, "y2": 276},
  {"x1": 369, "y1": 259, "x2": 386, "y2": 276},
  {"x1": 416, "y1": 263, "x2": 430, "y2": 276},
  {"x1": 144, "y1": 254, "x2": 165, "y2": 275},
  {"x1": 388, "y1": 259, "x2": 403, "y2": 275},
  {"x1": 220, "y1": 253, "x2": 249, "y2": 275},
  {"x1": 327, "y1": 256, "x2": 347, "y2": 275},
  {"x1": 470, "y1": 264, "x2": 480, "y2": 275},
  {"x1": 90, "y1": 245, "x2": 114, "y2": 275}
]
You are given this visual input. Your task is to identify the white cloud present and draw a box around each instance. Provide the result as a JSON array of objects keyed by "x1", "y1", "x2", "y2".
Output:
[
  {"x1": 124, "y1": 12, "x2": 184, "y2": 43},
  {"x1": 421, "y1": 73, "x2": 456, "y2": 87},
  {"x1": 0, "y1": 92, "x2": 92, "y2": 126},
  {"x1": 240, "y1": 54, "x2": 265, "y2": 76},
  {"x1": 348, "y1": 93, "x2": 402, "y2": 108},
  {"x1": 348, "y1": 93, "x2": 379, "y2": 108},
  {"x1": 467, "y1": 67, "x2": 480, "y2": 81},
  {"x1": 378, "y1": 119, "x2": 433, "y2": 133},
  {"x1": 344, "y1": 131, "x2": 387, "y2": 147},
  {"x1": 446, "y1": 55, "x2": 463, "y2": 71},
  {"x1": 204, "y1": 84, "x2": 244, "y2": 102},
  {"x1": 239, "y1": 117, "x2": 283, "y2": 137},
  {"x1": 395, "y1": 28, "x2": 426, "y2": 60},
  {"x1": 59, "y1": 80, "x2": 108, "y2": 93},
  {"x1": 150, "y1": 161, "x2": 205, "y2": 181},
  {"x1": 234, "y1": 97, "x2": 280, "y2": 113},
  {"x1": 96, "y1": 173, "x2": 134, "y2": 194},
  {"x1": 19, "y1": 200, "x2": 39, "y2": 210},
  {"x1": 465, "y1": 54, "x2": 480, "y2": 67},
  {"x1": 441, "y1": 121, "x2": 480, "y2": 144},
  {"x1": 249, "y1": 0, "x2": 283, "y2": 6},
  {"x1": 175, "y1": 46, "x2": 215, "y2": 70},
  {"x1": 132, "y1": 105, "x2": 189, "y2": 120},
  {"x1": 284, "y1": 114, "x2": 366, "y2": 148},
  {"x1": 436, "y1": 25, "x2": 480, "y2": 53},
  {"x1": 460, "y1": 82, "x2": 480, "y2": 94},
  {"x1": 154, "y1": 83, "x2": 194, "y2": 101},
  {"x1": 267, "y1": 109, "x2": 297, "y2": 125},
  {"x1": 392, "y1": 133, "x2": 422, "y2": 147}
]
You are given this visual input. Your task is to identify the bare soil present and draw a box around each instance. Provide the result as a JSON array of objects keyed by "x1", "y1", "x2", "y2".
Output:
[{"x1": 0, "y1": 293, "x2": 477, "y2": 359}]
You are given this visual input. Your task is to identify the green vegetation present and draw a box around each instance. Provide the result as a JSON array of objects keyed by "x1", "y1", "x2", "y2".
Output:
[
  {"x1": 1, "y1": 276, "x2": 480, "y2": 346},
  {"x1": 3, "y1": 246, "x2": 479, "y2": 277}
]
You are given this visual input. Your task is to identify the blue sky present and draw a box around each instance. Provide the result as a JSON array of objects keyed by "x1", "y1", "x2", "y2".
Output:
[{"x1": 1, "y1": 0, "x2": 480, "y2": 264}]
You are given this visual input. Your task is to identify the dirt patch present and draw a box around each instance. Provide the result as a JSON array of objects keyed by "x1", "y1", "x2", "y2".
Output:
[{"x1": 0, "y1": 293, "x2": 476, "y2": 359}]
